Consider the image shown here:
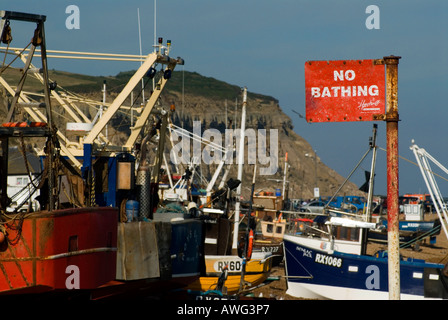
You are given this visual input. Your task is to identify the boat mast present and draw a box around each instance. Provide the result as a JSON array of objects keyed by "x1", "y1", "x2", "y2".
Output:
[
  {"x1": 0, "y1": 10, "x2": 56, "y2": 211},
  {"x1": 282, "y1": 152, "x2": 288, "y2": 204},
  {"x1": 232, "y1": 87, "x2": 247, "y2": 254}
]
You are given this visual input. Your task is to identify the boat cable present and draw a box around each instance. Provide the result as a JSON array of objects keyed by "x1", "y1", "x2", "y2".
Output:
[
  {"x1": 378, "y1": 146, "x2": 448, "y2": 183},
  {"x1": 283, "y1": 245, "x2": 314, "y2": 279},
  {"x1": 19, "y1": 133, "x2": 38, "y2": 189},
  {"x1": 0, "y1": 42, "x2": 32, "y2": 77},
  {"x1": 324, "y1": 146, "x2": 372, "y2": 210}
]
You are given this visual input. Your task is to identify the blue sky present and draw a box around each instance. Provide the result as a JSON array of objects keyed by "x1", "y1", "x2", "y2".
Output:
[{"x1": 3, "y1": 0, "x2": 448, "y2": 196}]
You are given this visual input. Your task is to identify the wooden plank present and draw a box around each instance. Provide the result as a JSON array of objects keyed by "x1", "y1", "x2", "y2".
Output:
[{"x1": 116, "y1": 222, "x2": 162, "y2": 281}]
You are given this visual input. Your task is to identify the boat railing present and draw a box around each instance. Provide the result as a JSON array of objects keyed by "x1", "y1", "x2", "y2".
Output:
[{"x1": 283, "y1": 211, "x2": 330, "y2": 238}]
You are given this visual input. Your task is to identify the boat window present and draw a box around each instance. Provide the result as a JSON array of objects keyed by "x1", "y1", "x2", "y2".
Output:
[
  {"x1": 333, "y1": 226, "x2": 360, "y2": 241},
  {"x1": 16, "y1": 177, "x2": 29, "y2": 186}
]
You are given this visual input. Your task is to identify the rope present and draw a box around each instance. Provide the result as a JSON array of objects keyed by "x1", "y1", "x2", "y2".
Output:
[
  {"x1": 90, "y1": 169, "x2": 96, "y2": 206},
  {"x1": 0, "y1": 41, "x2": 32, "y2": 77},
  {"x1": 3, "y1": 211, "x2": 27, "y2": 245},
  {"x1": 19, "y1": 133, "x2": 38, "y2": 189}
]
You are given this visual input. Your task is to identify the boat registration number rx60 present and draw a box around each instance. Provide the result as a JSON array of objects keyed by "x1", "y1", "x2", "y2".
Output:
[{"x1": 214, "y1": 260, "x2": 242, "y2": 272}]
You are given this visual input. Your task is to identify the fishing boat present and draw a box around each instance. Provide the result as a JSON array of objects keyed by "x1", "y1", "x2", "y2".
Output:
[
  {"x1": 252, "y1": 218, "x2": 285, "y2": 266},
  {"x1": 183, "y1": 89, "x2": 275, "y2": 296},
  {"x1": 186, "y1": 252, "x2": 273, "y2": 295},
  {"x1": 285, "y1": 215, "x2": 375, "y2": 255},
  {"x1": 184, "y1": 207, "x2": 274, "y2": 296},
  {"x1": 0, "y1": 11, "x2": 118, "y2": 296},
  {"x1": 251, "y1": 191, "x2": 287, "y2": 266},
  {"x1": 367, "y1": 218, "x2": 441, "y2": 245},
  {"x1": 283, "y1": 135, "x2": 448, "y2": 300},
  {"x1": 283, "y1": 214, "x2": 448, "y2": 299},
  {"x1": 0, "y1": 10, "x2": 204, "y2": 299},
  {"x1": 283, "y1": 233, "x2": 448, "y2": 299}
]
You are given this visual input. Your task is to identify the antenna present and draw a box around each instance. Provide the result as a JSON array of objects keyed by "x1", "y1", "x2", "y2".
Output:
[
  {"x1": 154, "y1": 0, "x2": 157, "y2": 49},
  {"x1": 137, "y1": 8, "x2": 145, "y2": 103},
  {"x1": 153, "y1": 0, "x2": 157, "y2": 91}
]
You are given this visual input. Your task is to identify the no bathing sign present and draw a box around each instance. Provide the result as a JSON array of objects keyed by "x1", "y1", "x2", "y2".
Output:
[{"x1": 305, "y1": 59, "x2": 385, "y2": 122}]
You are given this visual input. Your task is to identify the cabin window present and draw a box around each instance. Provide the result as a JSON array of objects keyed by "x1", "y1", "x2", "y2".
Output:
[{"x1": 333, "y1": 226, "x2": 360, "y2": 241}]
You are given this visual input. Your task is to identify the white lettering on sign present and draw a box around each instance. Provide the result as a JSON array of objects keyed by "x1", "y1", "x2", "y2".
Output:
[
  {"x1": 305, "y1": 59, "x2": 385, "y2": 122},
  {"x1": 358, "y1": 99, "x2": 381, "y2": 111},
  {"x1": 334, "y1": 70, "x2": 356, "y2": 81},
  {"x1": 311, "y1": 85, "x2": 379, "y2": 98}
]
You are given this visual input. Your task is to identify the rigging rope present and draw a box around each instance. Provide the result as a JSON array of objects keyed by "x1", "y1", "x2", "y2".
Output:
[{"x1": 0, "y1": 41, "x2": 31, "y2": 77}]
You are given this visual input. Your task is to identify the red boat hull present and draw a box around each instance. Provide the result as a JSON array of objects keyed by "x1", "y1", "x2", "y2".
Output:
[{"x1": 0, "y1": 207, "x2": 118, "y2": 294}]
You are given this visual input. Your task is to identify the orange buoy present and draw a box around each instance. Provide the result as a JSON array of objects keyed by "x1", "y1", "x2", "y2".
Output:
[
  {"x1": 30, "y1": 122, "x2": 47, "y2": 127},
  {"x1": 246, "y1": 229, "x2": 254, "y2": 261}
]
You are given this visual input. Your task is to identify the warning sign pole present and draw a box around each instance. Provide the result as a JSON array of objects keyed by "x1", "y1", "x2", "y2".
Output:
[{"x1": 384, "y1": 55, "x2": 401, "y2": 300}]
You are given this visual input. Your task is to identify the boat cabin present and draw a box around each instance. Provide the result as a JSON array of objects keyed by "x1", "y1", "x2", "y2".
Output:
[{"x1": 284, "y1": 214, "x2": 376, "y2": 255}]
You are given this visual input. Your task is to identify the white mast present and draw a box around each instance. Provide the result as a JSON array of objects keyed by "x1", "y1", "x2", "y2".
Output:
[
  {"x1": 232, "y1": 87, "x2": 247, "y2": 253},
  {"x1": 282, "y1": 152, "x2": 288, "y2": 201},
  {"x1": 102, "y1": 80, "x2": 108, "y2": 139},
  {"x1": 137, "y1": 8, "x2": 145, "y2": 103},
  {"x1": 154, "y1": 0, "x2": 157, "y2": 48}
]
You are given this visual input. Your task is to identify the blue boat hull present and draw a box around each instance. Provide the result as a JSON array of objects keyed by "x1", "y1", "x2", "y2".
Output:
[
  {"x1": 283, "y1": 235, "x2": 448, "y2": 299},
  {"x1": 380, "y1": 218, "x2": 441, "y2": 233},
  {"x1": 369, "y1": 219, "x2": 441, "y2": 245}
]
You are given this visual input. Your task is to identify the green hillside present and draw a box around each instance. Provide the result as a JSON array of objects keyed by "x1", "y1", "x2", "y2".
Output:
[{"x1": 2, "y1": 67, "x2": 278, "y2": 106}]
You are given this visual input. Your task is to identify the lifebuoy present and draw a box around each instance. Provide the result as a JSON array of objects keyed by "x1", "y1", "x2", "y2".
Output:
[{"x1": 246, "y1": 229, "x2": 254, "y2": 261}]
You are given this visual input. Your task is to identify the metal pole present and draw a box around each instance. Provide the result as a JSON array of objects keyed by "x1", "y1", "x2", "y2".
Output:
[
  {"x1": 232, "y1": 87, "x2": 247, "y2": 254},
  {"x1": 366, "y1": 124, "x2": 378, "y2": 221},
  {"x1": 314, "y1": 150, "x2": 317, "y2": 196},
  {"x1": 239, "y1": 163, "x2": 256, "y2": 293},
  {"x1": 384, "y1": 55, "x2": 401, "y2": 300},
  {"x1": 102, "y1": 80, "x2": 108, "y2": 140},
  {"x1": 282, "y1": 152, "x2": 288, "y2": 200}
]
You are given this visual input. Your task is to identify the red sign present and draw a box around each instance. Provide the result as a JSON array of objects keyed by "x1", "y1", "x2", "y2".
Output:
[{"x1": 305, "y1": 59, "x2": 385, "y2": 123}]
